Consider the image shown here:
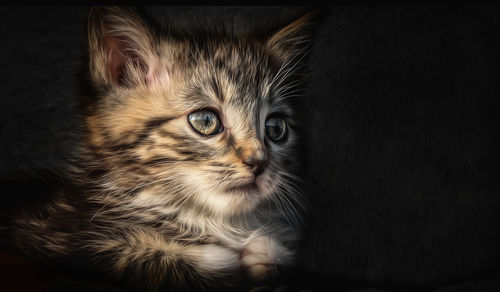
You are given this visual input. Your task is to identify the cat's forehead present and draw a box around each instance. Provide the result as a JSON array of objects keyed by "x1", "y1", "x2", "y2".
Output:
[{"x1": 184, "y1": 40, "x2": 276, "y2": 106}]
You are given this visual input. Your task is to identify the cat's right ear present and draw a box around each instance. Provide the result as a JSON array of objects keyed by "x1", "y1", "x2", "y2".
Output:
[
  {"x1": 264, "y1": 10, "x2": 320, "y2": 63},
  {"x1": 87, "y1": 6, "x2": 159, "y2": 88}
]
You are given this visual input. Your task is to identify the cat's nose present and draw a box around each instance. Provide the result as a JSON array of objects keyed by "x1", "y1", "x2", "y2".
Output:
[{"x1": 243, "y1": 151, "x2": 268, "y2": 177}]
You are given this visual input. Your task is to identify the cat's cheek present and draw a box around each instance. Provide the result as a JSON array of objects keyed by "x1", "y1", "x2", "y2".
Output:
[{"x1": 186, "y1": 244, "x2": 239, "y2": 277}]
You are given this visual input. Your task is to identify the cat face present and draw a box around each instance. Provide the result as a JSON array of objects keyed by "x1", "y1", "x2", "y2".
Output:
[{"x1": 83, "y1": 7, "x2": 312, "y2": 216}]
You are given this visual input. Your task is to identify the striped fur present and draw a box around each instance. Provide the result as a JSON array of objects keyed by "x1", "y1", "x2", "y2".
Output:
[{"x1": 2, "y1": 6, "x2": 315, "y2": 291}]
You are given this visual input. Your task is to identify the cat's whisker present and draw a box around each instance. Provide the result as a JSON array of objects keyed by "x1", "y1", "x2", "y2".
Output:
[
  {"x1": 279, "y1": 171, "x2": 304, "y2": 184},
  {"x1": 268, "y1": 54, "x2": 296, "y2": 88},
  {"x1": 271, "y1": 46, "x2": 310, "y2": 90}
]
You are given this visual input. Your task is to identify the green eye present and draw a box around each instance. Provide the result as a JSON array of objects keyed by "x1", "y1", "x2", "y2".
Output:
[
  {"x1": 265, "y1": 116, "x2": 287, "y2": 142},
  {"x1": 188, "y1": 110, "x2": 222, "y2": 136}
]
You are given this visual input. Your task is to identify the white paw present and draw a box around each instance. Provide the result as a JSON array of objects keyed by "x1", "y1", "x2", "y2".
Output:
[
  {"x1": 188, "y1": 244, "x2": 239, "y2": 277},
  {"x1": 240, "y1": 236, "x2": 291, "y2": 281}
]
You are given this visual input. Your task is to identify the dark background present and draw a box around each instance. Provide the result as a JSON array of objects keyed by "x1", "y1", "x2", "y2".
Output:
[{"x1": 1, "y1": 6, "x2": 499, "y2": 292}]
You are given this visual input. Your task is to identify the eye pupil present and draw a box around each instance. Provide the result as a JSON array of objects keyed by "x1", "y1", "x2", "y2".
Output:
[
  {"x1": 188, "y1": 110, "x2": 222, "y2": 136},
  {"x1": 203, "y1": 115, "x2": 211, "y2": 126},
  {"x1": 265, "y1": 117, "x2": 287, "y2": 142}
]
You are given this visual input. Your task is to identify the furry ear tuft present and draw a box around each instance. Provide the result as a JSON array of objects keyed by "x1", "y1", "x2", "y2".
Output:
[
  {"x1": 265, "y1": 10, "x2": 320, "y2": 62},
  {"x1": 87, "y1": 6, "x2": 159, "y2": 88}
]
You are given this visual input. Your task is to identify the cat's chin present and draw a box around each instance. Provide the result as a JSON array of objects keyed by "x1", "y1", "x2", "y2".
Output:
[
  {"x1": 224, "y1": 173, "x2": 275, "y2": 198},
  {"x1": 219, "y1": 175, "x2": 278, "y2": 214},
  {"x1": 220, "y1": 185, "x2": 262, "y2": 214},
  {"x1": 186, "y1": 170, "x2": 278, "y2": 216}
]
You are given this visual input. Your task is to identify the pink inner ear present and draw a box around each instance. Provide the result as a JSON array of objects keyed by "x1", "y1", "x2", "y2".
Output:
[
  {"x1": 103, "y1": 33, "x2": 155, "y2": 86},
  {"x1": 104, "y1": 35, "x2": 127, "y2": 85},
  {"x1": 101, "y1": 30, "x2": 162, "y2": 87}
]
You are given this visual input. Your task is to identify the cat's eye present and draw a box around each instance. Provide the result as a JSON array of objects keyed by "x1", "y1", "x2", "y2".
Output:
[
  {"x1": 188, "y1": 110, "x2": 223, "y2": 136},
  {"x1": 265, "y1": 116, "x2": 287, "y2": 142}
]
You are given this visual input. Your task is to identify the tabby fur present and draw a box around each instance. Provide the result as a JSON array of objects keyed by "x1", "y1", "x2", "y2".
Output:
[{"x1": 1, "y1": 6, "x2": 316, "y2": 291}]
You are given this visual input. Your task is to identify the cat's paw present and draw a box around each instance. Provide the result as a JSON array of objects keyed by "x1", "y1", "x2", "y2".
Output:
[
  {"x1": 240, "y1": 236, "x2": 292, "y2": 281},
  {"x1": 188, "y1": 244, "x2": 239, "y2": 277}
]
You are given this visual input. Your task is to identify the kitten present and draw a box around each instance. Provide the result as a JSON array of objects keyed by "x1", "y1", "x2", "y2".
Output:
[{"x1": 2, "y1": 6, "x2": 315, "y2": 291}]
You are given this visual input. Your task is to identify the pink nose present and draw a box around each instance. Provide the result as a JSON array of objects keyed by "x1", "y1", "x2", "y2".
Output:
[{"x1": 243, "y1": 151, "x2": 268, "y2": 177}]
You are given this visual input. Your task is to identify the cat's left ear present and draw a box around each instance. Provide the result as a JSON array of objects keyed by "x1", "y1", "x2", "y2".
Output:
[{"x1": 264, "y1": 10, "x2": 322, "y2": 62}]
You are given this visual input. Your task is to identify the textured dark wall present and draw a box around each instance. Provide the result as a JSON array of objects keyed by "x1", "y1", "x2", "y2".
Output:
[
  {"x1": 302, "y1": 6, "x2": 500, "y2": 289},
  {"x1": 1, "y1": 6, "x2": 499, "y2": 291}
]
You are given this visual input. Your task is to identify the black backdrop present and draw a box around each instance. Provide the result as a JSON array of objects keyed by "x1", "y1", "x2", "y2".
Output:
[{"x1": 1, "y1": 6, "x2": 499, "y2": 292}]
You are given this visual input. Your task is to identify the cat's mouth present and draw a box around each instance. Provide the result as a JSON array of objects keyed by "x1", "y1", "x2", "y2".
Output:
[{"x1": 225, "y1": 181, "x2": 259, "y2": 194}]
